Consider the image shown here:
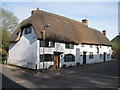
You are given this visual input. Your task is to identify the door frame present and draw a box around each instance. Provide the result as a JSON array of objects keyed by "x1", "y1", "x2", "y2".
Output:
[
  {"x1": 103, "y1": 52, "x2": 106, "y2": 62},
  {"x1": 54, "y1": 52, "x2": 63, "y2": 68},
  {"x1": 83, "y1": 51, "x2": 87, "y2": 64}
]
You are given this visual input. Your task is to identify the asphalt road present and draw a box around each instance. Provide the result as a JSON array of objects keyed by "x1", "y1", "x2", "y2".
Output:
[{"x1": 1, "y1": 60, "x2": 119, "y2": 89}]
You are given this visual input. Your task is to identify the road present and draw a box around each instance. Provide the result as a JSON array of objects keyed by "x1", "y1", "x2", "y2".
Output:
[{"x1": 1, "y1": 60, "x2": 119, "y2": 89}]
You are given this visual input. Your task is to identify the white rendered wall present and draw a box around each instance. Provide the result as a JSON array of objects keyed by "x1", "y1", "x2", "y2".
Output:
[
  {"x1": 8, "y1": 26, "x2": 112, "y2": 69},
  {"x1": 39, "y1": 42, "x2": 112, "y2": 69},
  {"x1": 8, "y1": 26, "x2": 38, "y2": 69}
]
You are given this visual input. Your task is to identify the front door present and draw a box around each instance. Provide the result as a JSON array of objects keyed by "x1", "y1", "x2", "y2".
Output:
[
  {"x1": 54, "y1": 55, "x2": 59, "y2": 68},
  {"x1": 103, "y1": 52, "x2": 106, "y2": 62},
  {"x1": 83, "y1": 52, "x2": 86, "y2": 64}
]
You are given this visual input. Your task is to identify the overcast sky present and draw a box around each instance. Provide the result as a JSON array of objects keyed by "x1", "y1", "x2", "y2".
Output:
[{"x1": 1, "y1": 1, "x2": 119, "y2": 40}]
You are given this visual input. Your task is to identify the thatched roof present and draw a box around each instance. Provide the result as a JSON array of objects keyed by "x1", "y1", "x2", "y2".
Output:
[{"x1": 8, "y1": 9, "x2": 112, "y2": 45}]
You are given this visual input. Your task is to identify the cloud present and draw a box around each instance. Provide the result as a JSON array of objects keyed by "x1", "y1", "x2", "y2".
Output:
[{"x1": 1, "y1": 0, "x2": 120, "y2": 2}]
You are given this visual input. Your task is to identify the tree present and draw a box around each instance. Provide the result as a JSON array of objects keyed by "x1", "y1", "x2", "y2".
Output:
[
  {"x1": 1, "y1": 29, "x2": 9, "y2": 51},
  {"x1": 0, "y1": 8, "x2": 19, "y2": 52},
  {"x1": 0, "y1": 8, "x2": 19, "y2": 34}
]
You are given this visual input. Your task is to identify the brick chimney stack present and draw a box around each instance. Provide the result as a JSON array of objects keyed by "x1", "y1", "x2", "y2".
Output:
[
  {"x1": 82, "y1": 19, "x2": 88, "y2": 26},
  {"x1": 102, "y1": 30, "x2": 106, "y2": 36}
]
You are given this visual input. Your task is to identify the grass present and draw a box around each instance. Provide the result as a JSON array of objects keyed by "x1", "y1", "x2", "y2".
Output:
[{"x1": 0, "y1": 60, "x2": 6, "y2": 64}]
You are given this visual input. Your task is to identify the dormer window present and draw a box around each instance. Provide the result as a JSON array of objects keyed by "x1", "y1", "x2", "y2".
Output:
[{"x1": 25, "y1": 27, "x2": 31, "y2": 34}]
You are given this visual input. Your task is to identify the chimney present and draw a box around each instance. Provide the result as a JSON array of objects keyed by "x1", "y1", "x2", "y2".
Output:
[
  {"x1": 36, "y1": 8, "x2": 39, "y2": 10},
  {"x1": 31, "y1": 8, "x2": 40, "y2": 15},
  {"x1": 82, "y1": 19, "x2": 88, "y2": 26},
  {"x1": 102, "y1": 30, "x2": 106, "y2": 36},
  {"x1": 31, "y1": 10, "x2": 35, "y2": 15}
]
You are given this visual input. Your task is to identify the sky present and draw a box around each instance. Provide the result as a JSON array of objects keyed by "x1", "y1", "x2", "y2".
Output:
[{"x1": 1, "y1": 1, "x2": 119, "y2": 40}]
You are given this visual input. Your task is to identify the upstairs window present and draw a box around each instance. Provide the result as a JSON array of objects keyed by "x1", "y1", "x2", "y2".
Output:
[
  {"x1": 90, "y1": 45, "x2": 93, "y2": 48},
  {"x1": 44, "y1": 40, "x2": 49, "y2": 47},
  {"x1": 89, "y1": 52, "x2": 93, "y2": 59},
  {"x1": 81, "y1": 44, "x2": 85, "y2": 47},
  {"x1": 64, "y1": 54, "x2": 75, "y2": 62},
  {"x1": 25, "y1": 27, "x2": 31, "y2": 34},
  {"x1": 65, "y1": 43, "x2": 74, "y2": 49},
  {"x1": 39, "y1": 40, "x2": 55, "y2": 47},
  {"x1": 49, "y1": 41, "x2": 55, "y2": 47},
  {"x1": 40, "y1": 54, "x2": 54, "y2": 62}
]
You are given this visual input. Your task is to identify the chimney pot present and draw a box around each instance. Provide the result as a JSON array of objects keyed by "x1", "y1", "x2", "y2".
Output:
[
  {"x1": 82, "y1": 19, "x2": 88, "y2": 26},
  {"x1": 102, "y1": 30, "x2": 106, "y2": 36},
  {"x1": 36, "y1": 8, "x2": 39, "y2": 10}
]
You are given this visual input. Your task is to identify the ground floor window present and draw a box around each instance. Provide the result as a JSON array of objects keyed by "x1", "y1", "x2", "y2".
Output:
[
  {"x1": 40, "y1": 54, "x2": 54, "y2": 62},
  {"x1": 107, "y1": 54, "x2": 110, "y2": 59},
  {"x1": 99, "y1": 54, "x2": 102, "y2": 59},
  {"x1": 64, "y1": 54, "x2": 75, "y2": 62},
  {"x1": 89, "y1": 52, "x2": 93, "y2": 59}
]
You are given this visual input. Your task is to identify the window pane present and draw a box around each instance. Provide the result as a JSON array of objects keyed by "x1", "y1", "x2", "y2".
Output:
[
  {"x1": 64, "y1": 54, "x2": 75, "y2": 62},
  {"x1": 90, "y1": 45, "x2": 93, "y2": 48},
  {"x1": 100, "y1": 54, "x2": 102, "y2": 59},
  {"x1": 51, "y1": 55, "x2": 54, "y2": 61},
  {"x1": 25, "y1": 27, "x2": 31, "y2": 34},
  {"x1": 40, "y1": 55, "x2": 43, "y2": 62},
  {"x1": 45, "y1": 41, "x2": 49, "y2": 47},
  {"x1": 50, "y1": 41, "x2": 55, "y2": 47},
  {"x1": 40, "y1": 41, "x2": 43, "y2": 47},
  {"x1": 81, "y1": 44, "x2": 84, "y2": 47},
  {"x1": 89, "y1": 52, "x2": 93, "y2": 59}
]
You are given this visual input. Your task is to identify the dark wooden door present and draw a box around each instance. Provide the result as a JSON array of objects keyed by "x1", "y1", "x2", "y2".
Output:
[
  {"x1": 103, "y1": 52, "x2": 106, "y2": 62},
  {"x1": 83, "y1": 52, "x2": 86, "y2": 64},
  {"x1": 54, "y1": 55, "x2": 60, "y2": 68}
]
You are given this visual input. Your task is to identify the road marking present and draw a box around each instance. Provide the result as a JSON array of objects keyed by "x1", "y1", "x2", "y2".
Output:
[{"x1": 16, "y1": 80, "x2": 25, "y2": 83}]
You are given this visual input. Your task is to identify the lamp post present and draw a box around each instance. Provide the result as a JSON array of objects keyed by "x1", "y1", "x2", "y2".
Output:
[{"x1": 42, "y1": 24, "x2": 51, "y2": 72}]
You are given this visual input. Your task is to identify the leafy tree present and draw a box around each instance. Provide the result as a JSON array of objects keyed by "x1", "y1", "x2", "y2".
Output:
[
  {"x1": 0, "y1": 8, "x2": 19, "y2": 52},
  {"x1": 0, "y1": 8, "x2": 19, "y2": 34},
  {"x1": 1, "y1": 29, "x2": 9, "y2": 51}
]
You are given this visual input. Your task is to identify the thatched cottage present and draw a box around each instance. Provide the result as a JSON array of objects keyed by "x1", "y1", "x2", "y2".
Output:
[{"x1": 8, "y1": 8, "x2": 112, "y2": 70}]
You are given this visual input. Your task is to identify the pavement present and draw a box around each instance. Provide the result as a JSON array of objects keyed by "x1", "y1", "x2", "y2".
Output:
[{"x1": 1, "y1": 59, "x2": 119, "y2": 89}]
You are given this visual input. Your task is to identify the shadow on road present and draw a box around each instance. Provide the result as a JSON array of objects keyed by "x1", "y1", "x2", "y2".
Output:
[{"x1": 2, "y1": 74, "x2": 28, "y2": 89}]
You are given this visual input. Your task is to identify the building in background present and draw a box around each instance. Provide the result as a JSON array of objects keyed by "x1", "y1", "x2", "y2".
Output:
[
  {"x1": 111, "y1": 34, "x2": 120, "y2": 59},
  {"x1": 8, "y1": 8, "x2": 112, "y2": 70}
]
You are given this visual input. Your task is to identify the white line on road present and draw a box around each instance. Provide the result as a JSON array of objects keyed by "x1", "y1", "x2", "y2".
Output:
[{"x1": 16, "y1": 80, "x2": 25, "y2": 83}]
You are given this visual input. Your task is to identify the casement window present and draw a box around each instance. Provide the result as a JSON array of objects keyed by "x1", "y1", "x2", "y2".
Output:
[
  {"x1": 96, "y1": 47, "x2": 99, "y2": 53},
  {"x1": 24, "y1": 27, "x2": 31, "y2": 34},
  {"x1": 44, "y1": 40, "x2": 49, "y2": 47},
  {"x1": 99, "y1": 54, "x2": 102, "y2": 59},
  {"x1": 39, "y1": 40, "x2": 55, "y2": 47},
  {"x1": 49, "y1": 41, "x2": 55, "y2": 47},
  {"x1": 107, "y1": 54, "x2": 110, "y2": 59},
  {"x1": 64, "y1": 54, "x2": 75, "y2": 62},
  {"x1": 80, "y1": 52, "x2": 82, "y2": 57},
  {"x1": 65, "y1": 43, "x2": 74, "y2": 49},
  {"x1": 40, "y1": 54, "x2": 54, "y2": 62},
  {"x1": 89, "y1": 52, "x2": 93, "y2": 59},
  {"x1": 90, "y1": 45, "x2": 93, "y2": 48},
  {"x1": 40, "y1": 41, "x2": 43, "y2": 47},
  {"x1": 81, "y1": 44, "x2": 85, "y2": 47}
]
